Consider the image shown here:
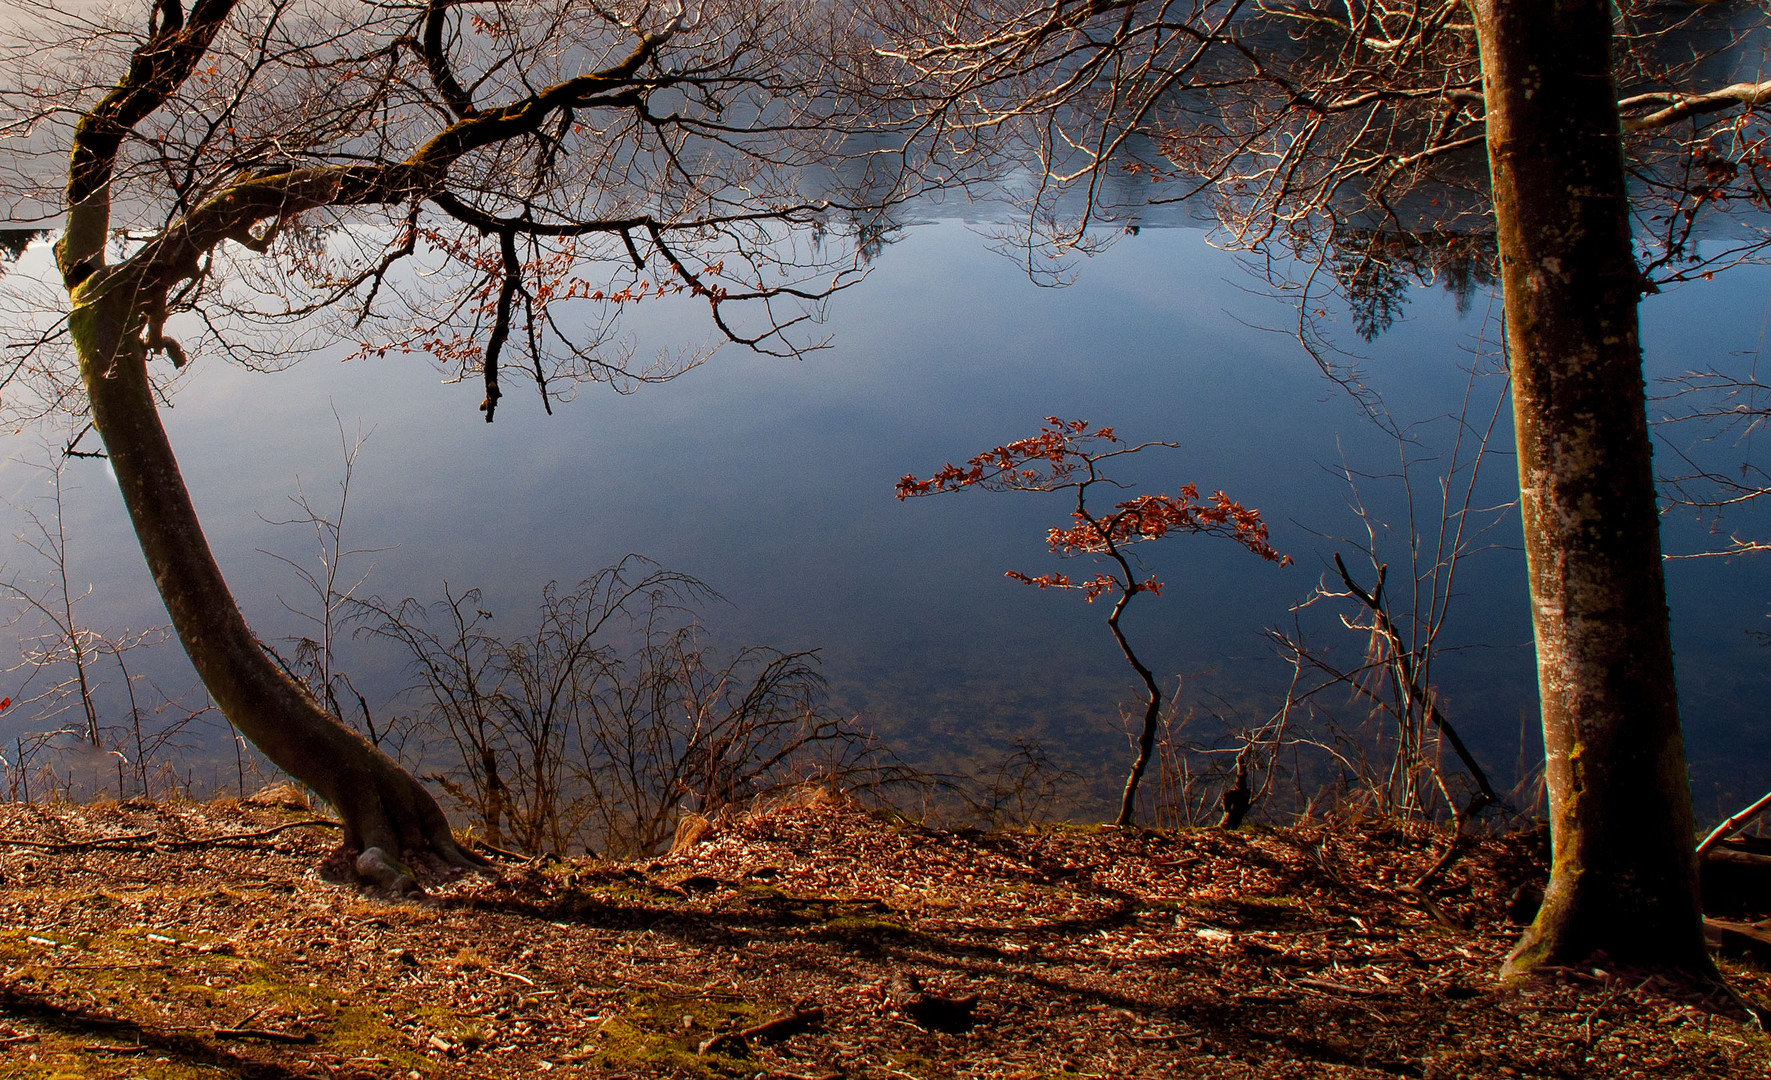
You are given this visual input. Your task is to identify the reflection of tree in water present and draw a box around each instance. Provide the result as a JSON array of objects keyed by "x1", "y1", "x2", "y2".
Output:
[
  {"x1": 0, "y1": 229, "x2": 45, "y2": 277},
  {"x1": 812, "y1": 204, "x2": 903, "y2": 267},
  {"x1": 1327, "y1": 226, "x2": 1498, "y2": 341}
]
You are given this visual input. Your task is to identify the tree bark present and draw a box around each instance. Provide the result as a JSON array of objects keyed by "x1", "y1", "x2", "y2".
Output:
[
  {"x1": 1473, "y1": 0, "x2": 1717, "y2": 983},
  {"x1": 44, "y1": 1, "x2": 489, "y2": 891},
  {"x1": 65, "y1": 265, "x2": 478, "y2": 889}
]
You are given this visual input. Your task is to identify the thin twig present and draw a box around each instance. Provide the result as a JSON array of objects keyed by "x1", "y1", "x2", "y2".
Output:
[
  {"x1": 0, "y1": 832, "x2": 158, "y2": 851},
  {"x1": 697, "y1": 1007, "x2": 824, "y2": 1055},
  {"x1": 157, "y1": 818, "x2": 339, "y2": 848},
  {"x1": 0, "y1": 818, "x2": 339, "y2": 854},
  {"x1": 1332, "y1": 553, "x2": 1500, "y2": 810},
  {"x1": 1288, "y1": 976, "x2": 1400, "y2": 998},
  {"x1": 1697, "y1": 789, "x2": 1771, "y2": 858},
  {"x1": 209, "y1": 1026, "x2": 315, "y2": 1044}
]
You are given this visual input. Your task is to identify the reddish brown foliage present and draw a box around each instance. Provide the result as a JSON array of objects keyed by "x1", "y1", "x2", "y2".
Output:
[{"x1": 897, "y1": 417, "x2": 1288, "y2": 603}]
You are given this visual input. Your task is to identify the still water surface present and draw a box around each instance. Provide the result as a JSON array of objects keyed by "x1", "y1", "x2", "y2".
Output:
[{"x1": 3, "y1": 218, "x2": 1768, "y2": 818}]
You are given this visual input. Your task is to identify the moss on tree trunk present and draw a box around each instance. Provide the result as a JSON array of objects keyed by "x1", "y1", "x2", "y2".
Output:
[{"x1": 65, "y1": 265, "x2": 477, "y2": 889}]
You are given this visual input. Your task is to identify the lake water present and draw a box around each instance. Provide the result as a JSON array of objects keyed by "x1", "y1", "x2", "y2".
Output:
[{"x1": 3, "y1": 215, "x2": 1769, "y2": 823}]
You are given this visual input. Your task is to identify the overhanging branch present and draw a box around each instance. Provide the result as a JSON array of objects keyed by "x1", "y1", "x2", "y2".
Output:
[{"x1": 1621, "y1": 80, "x2": 1771, "y2": 133}]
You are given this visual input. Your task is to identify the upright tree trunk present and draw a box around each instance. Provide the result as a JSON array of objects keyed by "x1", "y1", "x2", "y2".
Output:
[
  {"x1": 1473, "y1": 0, "x2": 1717, "y2": 982},
  {"x1": 64, "y1": 262, "x2": 477, "y2": 890}
]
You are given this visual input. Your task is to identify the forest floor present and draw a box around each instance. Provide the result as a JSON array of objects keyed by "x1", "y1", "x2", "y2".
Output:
[{"x1": 0, "y1": 788, "x2": 1767, "y2": 1080}]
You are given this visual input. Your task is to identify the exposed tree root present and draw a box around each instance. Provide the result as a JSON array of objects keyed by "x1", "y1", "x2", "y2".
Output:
[{"x1": 1501, "y1": 960, "x2": 1762, "y2": 1028}]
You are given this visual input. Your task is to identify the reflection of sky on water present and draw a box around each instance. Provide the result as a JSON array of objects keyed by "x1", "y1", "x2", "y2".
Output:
[{"x1": 3, "y1": 221, "x2": 1769, "y2": 817}]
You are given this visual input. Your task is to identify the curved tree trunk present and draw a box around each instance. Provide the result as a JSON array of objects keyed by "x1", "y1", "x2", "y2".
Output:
[
  {"x1": 1474, "y1": 1, "x2": 1717, "y2": 984},
  {"x1": 43, "y1": 0, "x2": 478, "y2": 891},
  {"x1": 67, "y1": 268, "x2": 479, "y2": 890},
  {"x1": 1108, "y1": 586, "x2": 1162, "y2": 828}
]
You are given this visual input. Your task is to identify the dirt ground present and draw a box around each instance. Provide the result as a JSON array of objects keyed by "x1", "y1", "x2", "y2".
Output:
[{"x1": 0, "y1": 787, "x2": 1766, "y2": 1079}]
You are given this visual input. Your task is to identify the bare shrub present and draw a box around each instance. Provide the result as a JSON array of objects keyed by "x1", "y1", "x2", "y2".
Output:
[
  {"x1": 1265, "y1": 375, "x2": 1512, "y2": 833},
  {"x1": 362, "y1": 557, "x2": 895, "y2": 857},
  {"x1": 259, "y1": 419, "x2": 408, "y2": 757},
  {"x1": 1, "y1": 451, "x2": 212, "y2": 801},
  {"x1": 957, "y1": 738, "x2": 1076, "y2": 831}
]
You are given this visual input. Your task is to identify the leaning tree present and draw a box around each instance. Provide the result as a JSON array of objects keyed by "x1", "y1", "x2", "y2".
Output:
[
  {"x1": 871, "y1": 0, "x2": 1771, "y2": 993},
  {"x1": 0, "y1": 0, "x2": 900, "y2": 889}
]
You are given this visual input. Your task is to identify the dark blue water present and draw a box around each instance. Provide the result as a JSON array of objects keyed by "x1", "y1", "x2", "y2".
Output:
[{"x1": 2, "y1": 220, "x2": 1767, "y2": 819}]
